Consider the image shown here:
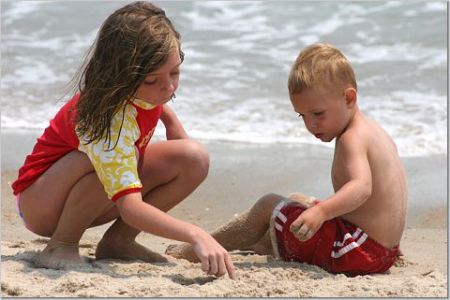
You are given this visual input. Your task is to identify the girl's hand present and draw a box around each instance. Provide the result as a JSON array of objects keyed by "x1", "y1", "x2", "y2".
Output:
[
  {"x1": 289, "y1": 204, "x2": 326, "y2": 241},
  {"x1": 191, "y1": 230, "x2": 236, "y2": 279}
]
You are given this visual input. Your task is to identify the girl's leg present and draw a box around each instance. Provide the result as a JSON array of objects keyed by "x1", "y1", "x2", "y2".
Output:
[
  {"x1": 20, "y1": 139, "x2": 208, "y2": 268},
  {"x1": 166, "y1": 193, "x2": 285, "y2": 262},
  {"x1": 94, "y1": 139, "x2": 210, "y2": 261},
  {"x1": 20, "y1": 151, "x2": 114, "y2": 268}
]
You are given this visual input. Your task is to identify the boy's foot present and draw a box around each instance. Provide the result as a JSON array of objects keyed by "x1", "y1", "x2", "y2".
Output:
[
  {"x1": 242, "y1": 242, "x2": 273, "y2": 256},
  {"x1": 33, "y1": 239, "x2": 83, "y2": 269},
  {"x1": 287, "y1": 192, "x2": 316, "y2": 207},
  {"x1": 95, "y1": 237, "x2": 168, "y2": 263},
  {"x1": 165, "y1": 243, "x2": 199, "y2": 262}
]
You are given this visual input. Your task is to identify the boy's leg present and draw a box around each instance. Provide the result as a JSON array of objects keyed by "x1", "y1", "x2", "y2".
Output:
[
  {"x1": 237, "y1": 194, "x2": 315, "y2": 255},
  {"x1": 166, "y1": 193, "x2": 285, "y2": 262},
  {"x1": 242, "y1": 230, "x2": 273, "y2": 255},
  {"x1": 95, "y1": 139, "x2": 210, "y2": 261}
]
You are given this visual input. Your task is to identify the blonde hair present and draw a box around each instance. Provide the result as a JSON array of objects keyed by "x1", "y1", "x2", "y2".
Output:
[{"x1": 288, "y1": 43, "x2": 357, "y2": 95}]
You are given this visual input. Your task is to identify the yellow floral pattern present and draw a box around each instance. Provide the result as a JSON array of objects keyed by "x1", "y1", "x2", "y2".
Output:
[{"x1": 77, "y1": 102, "x2": 143, "y2": 201}]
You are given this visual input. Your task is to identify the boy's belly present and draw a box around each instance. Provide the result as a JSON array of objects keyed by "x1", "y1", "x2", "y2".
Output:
[{"x1": 342, "y1": 206, "x2": 405, "y2": 249}]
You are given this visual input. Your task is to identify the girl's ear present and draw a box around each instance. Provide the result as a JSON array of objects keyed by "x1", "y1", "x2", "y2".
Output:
[{"x1": 344, "y1": 87, "x2": 357, "y2": 108}]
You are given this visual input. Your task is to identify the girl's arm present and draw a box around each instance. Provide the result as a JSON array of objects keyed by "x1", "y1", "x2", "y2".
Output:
[
  {"x1": 115, "y1": 193, "x2": 236, "y2": 279},
  {"x1": 160, "y1": 104, "x2": 189, "y2": 140}
]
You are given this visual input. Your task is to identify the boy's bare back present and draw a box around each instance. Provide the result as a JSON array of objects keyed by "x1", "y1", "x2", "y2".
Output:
[{"x1": 333, "y1": 111, "x2": 407, "y2": 248}]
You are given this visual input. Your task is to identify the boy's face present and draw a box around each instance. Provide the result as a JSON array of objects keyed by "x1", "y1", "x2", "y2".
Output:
[
  {"x1": 290, "y1": 87, "x2": 354, "y2": 142},
  {"x1": 134, "y1": 49, "x2": 182, "y2": 105}
]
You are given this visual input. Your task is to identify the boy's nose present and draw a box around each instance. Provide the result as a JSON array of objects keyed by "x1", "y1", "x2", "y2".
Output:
[{"x1": 308, "y1": 121, "x2": 318, "y2": 129}]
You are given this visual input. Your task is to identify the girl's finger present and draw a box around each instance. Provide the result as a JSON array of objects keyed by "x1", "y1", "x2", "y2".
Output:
[
  {"x1": 224, "y1": 253, "x2": 236, "y2": 279},
  {"x1": 208, "y1": 255, "x2": 218, "y2": 275},
  {"x1": 201, "y1": 257, "x2": 210, "y2": 273},
  {"x1": 216, "y1": 254, "x2": 226, "y2": 277}
]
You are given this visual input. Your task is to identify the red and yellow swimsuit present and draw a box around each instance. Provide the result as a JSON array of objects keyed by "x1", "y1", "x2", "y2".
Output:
[{"x1": 12, "y1": 93, "x2": 162, "y2": 201}]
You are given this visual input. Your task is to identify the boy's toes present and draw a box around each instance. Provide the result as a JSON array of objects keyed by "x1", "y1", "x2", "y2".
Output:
[
  {"x1": 165, "y1": 243, "x2": 200, "y2": 262},
  {"x1": 165, "y1": 244, "x2": 180, "y2": 256}
]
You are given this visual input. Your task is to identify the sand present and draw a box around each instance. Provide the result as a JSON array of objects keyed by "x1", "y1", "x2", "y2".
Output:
[
  {"x1": 1, "y1": 234, "x2": 447, "y2": 298},
  {"x1": 1, "y1": 132, "x2": 448, "y2": 297}
]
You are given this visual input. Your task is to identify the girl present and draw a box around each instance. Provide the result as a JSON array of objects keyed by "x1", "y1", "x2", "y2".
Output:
[{"x1": 12, "y1": 1, "x2": 235, "y2": 279}]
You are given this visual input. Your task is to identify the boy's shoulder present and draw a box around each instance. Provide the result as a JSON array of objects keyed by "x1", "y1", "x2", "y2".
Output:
[
  {"x1": 338, "y1": 114, "x2": 397, "y2": 160},
  {"x1": 336, "y1": 117, "x2": 369, "y2": 148}
]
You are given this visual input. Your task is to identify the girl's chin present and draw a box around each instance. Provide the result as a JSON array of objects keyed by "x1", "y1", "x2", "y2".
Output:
[
  {"x1": 157, "y1": 95, "x2": 173, "y2": 104},
  {"x1": 144, "y1": 98, "x2": 170, "y2": 106}
]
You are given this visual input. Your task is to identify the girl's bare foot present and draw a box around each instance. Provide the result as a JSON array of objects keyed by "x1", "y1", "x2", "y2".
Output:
[
  {"x1": 165, "y1": 243, "x2": 199, "y2": 262},
  {"x1": 33, "y1": 239, "x2": 83, "y2": 269},
  {"x1": 95, "y1": 237, "x2": 167, "y2": 263}
]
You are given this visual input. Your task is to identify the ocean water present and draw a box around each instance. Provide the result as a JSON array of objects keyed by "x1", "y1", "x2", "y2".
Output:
[{"x1": 1, "y1": 1, "x2": 447, "y2": 157}]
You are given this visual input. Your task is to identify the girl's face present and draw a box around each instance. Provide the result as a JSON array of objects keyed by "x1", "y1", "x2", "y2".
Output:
[{"x1": 134, "y1": 49, "x2": 182, "y2": 105}]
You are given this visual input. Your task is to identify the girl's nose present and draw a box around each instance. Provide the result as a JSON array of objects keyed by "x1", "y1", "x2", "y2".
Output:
[{"x1": 161, "y1": 77, "x2": 175, "y2": 93}]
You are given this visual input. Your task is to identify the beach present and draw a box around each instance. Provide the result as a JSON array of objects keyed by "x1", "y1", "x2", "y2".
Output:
[
  {"x1": 1, "y1": 0, "x2": 447, "y2": 297},
  {"x1": 1, "y1": 130, "x2": 447, "y2": 297}
]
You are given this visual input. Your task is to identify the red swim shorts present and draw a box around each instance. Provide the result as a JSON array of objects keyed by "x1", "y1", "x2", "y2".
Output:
[{"x1": 269, "y1": 200, "x2": 400, "y2": 276}]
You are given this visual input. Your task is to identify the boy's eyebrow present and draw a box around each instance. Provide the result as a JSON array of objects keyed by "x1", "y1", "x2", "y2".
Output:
[
  {"x1": 148, "y1": 61, "x2": 182, "y2": 76},
  {"x1": 297, "y1": 107, "x2": 324, "y2": 115}
]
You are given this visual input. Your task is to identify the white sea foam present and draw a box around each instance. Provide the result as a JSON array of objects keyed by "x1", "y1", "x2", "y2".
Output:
[
  {"x1": 348, "y1": 43, "x2": 433, "y2": 64},
  {"x1": 306, "y1": 14, "x2": 344, "y2": 36},
  {"x1": 2, "y1": 59, "x2": 68, "y2": 87},
  {"x1": 1, "y1": 1, "x2": 446, "y2": 158},
  {"x1": 418, "y1": 51, "x2": 447, "y2": 70},
  {"x1": 424, "y1": 2, "x2": 447, "y2": 12},
  {"x1": 2, "y1": 1, "x2": 45, "y2": 26}
]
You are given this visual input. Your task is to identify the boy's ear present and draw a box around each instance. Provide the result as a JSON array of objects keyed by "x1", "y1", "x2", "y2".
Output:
[{"x1": 344, "y1": 87, "x2": 357, "y2": 107}]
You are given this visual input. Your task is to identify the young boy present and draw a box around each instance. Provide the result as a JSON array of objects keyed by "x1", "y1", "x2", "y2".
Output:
[{"x1": 167, "y1": 43, "x2": 408, "y2": 276}]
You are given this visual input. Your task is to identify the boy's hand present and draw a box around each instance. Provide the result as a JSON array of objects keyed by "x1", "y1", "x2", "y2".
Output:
[{"x1": 289, "y1": 204, "x2": 326, "y2": 241}]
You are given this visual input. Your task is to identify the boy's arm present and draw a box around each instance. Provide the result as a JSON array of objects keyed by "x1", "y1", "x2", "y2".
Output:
[
  {"x1": 290, "y1": 133, "x2": 372, "y2": 240},
  {"x1": 116, "y1": 192, "x2": 236, "y2": 279},
  {"x1": 160, "y1": 104, "x2": 189, "y2": 140},
  {"x1": 316, "y1": 133, "x2": 372, "y2": 220}
]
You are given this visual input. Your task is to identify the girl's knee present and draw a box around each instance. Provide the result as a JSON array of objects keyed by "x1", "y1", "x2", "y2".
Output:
[
  {"x1": 181, "y1": 140, "x2": 210, "y2": 178},
  {"x1": 20, "y1": 206, "x2": 55, "y2": 237}
]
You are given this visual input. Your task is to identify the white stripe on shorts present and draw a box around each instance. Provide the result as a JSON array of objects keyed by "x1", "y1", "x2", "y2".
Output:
[
  {"x1": 333, "y1": 227, "x2": 362, "y2": 247},
  {"x1": 331, "y1": 232, "x2": 368, "y2": 258},
  {"x1": 269, "y1": 200, "x2": 291, "y2": 259}
]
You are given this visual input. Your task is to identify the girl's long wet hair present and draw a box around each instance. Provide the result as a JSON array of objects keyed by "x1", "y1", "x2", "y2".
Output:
[{"x1": 74, "y1": 1, "x2": 184, "y2": 146}]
